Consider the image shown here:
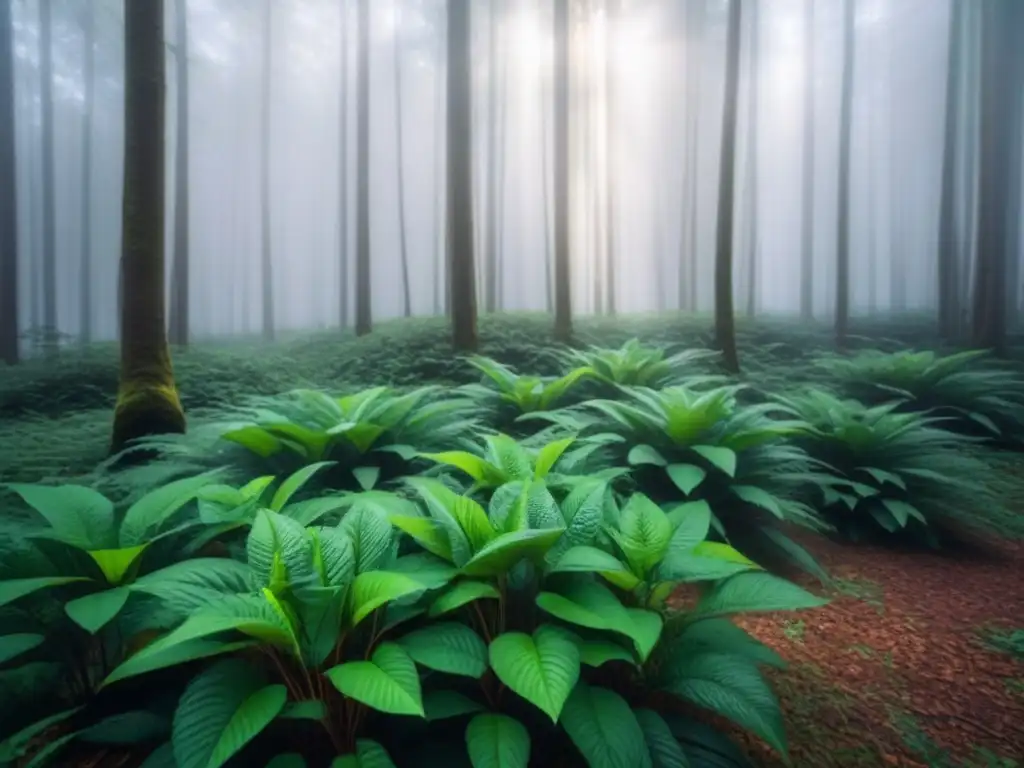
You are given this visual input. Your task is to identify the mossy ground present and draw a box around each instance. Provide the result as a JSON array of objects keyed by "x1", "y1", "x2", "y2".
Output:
[{"x1": 2, "y1": 311, "x2": 1023, "y2": 767}]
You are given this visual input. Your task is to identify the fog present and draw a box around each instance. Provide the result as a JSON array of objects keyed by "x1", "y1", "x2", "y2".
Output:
[{"x1": 2, "y1": 0, "x2": 1022, "y2": 344}]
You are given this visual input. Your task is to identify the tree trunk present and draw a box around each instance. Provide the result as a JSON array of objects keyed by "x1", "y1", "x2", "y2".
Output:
[
  {"x1": 799, "y1": 0, "x2": 815, "y2": 320},
  {"x1": 39, "y1": 0, "x2": 57, "y2": 344},
  {"x1": 541, "y1": 48, "x2": 553, "y2": 314},
  {"x1": 713, "y1": 0, "x2": 742, "y2": 373},
  {"x1": 433, "y1": 16, "x2": 445, "y2": 316},
  {"x1": 168, "y1": 0, "x2": 190, "y2": 346},
  {"x1": 834, "y1": 0, "x2": 855, "y2": 349},
  {"x1": 744, "y1": 0, "x2": 759, "y2": 319},
  {"x1": 937, "y1": 0, "x2": 963, "y2": 339},
  {"x1": 78, "y1": 0, "x2": 95, "y2": 347},
  {"x1": 604, "y1": 0, "x2": 619, "y2": 315},
  {"x1": 393, "y1": 2, "x2": 411, "y2": 317},
  {"x1": 111, "y1": 0, "x2": 186, "y2": 454},
  {"x1": 448, "y1": 0, "x2": 478, "y2": 351},
  {"x1": 483, "y1": 1, "x2": 498, "y2": 313},
  {"x1": 680, "y1": 1, "x2": 705, "y2": 312},
  {"x1": 260, "y1": 0, "x2": 275, "y2": 341},
  {"x1": 553, "y1": 0, "x2": 572, "y2": 342},
  {"x1": 355, "y1": 0, "x2": 372, "y2": 336},
  {"x1": 0, "y1": 0, "x2": 17, "y2": 364},
  {"x1": 338, "y1": 0, "x2": 349, "y2": 327}
]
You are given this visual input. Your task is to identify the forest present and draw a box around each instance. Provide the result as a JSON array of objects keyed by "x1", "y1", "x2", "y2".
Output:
[{"x1": 0, "y1": 0, "x2": 1022, "y2": 766}]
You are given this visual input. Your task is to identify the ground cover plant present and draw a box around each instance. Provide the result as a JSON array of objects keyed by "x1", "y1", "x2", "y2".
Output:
[{"x1": 1, "y1": 313, "x2": 1023, "y2": 767}]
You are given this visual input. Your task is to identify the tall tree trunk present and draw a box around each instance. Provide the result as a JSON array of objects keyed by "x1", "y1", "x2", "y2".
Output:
[
  {"x1": 799, "y1": 0, "x2": 815, "y2": 319},
  {"x1": 552, "y1": 0, "x2": 572, "y2": 342},
  {"x1": 680, "y1": 1, "x2": 705, "y2": 311},
  {"x1": 713, "y1": 0, "x2": 741, "y2": 373},
  {"x1": 834, "y1": 0, "x2": 855, "y2": 349},
  {"x1": 483, "y1": 0, "x2": 498, "y2": 314},
  {"x1": 1004, "y1": 6, "x2": 1023, "y2": 327},
  {"x1": 78, "y1": 0, "x2": 95, "y2": 347},
  {"x1": 744, "y1": 0, "x2": 759, "y2": 319},
  {"x1": 111, "y1": 0, "x2": 186, "y2": 454},
  {"x1": 0, "y1": 0, "x2": 17, "y2": 364},
  {"x1": 338, "y1": 0, "x2": 349, "y2": 327},
  {"x1": 168, "y1": 0, "x2": 190, "y2": 346},
  {"x1": 937, "y1": 0, "x2": 964, "y2": 339},
  {"x1": 355, "y1": 0, "x2": 372, "y2": 336},
  {"x1": 541, "y1": 48, "x2": 553, "y2": 314},
  {"x1": 393, "y1": 2, "x2": 411, "y2": 317},
  {"x1": 433, "y1": 18, "x2": 444, "y2": 316},
  {"x1": 448, "y1": 0, "x2": 478, "y2": 351},
  {"x1": 604, "y1": 0, "x2": 619, "y2": 315},
  {"x1": 495, "y1": 15, "x2": 509, "y2": 311},
  {"x1": 39, "y1": 0, "x2": 56, "y2": 344},
  {"x1": 971, "y1": 0, "x2": 1021, "y2": 353},
  {"x1": 260, "y1": 0, "x2": 275, "y2": 340}
]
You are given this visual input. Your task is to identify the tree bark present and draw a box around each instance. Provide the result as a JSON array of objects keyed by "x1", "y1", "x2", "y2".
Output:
[
  {"x1": 260, "y1": 0, "x2": 275, "y2": 340},
  {"x1": 168, "y1": 0, "x2": 190, "y2": 346},
  {"x1": 433, "y1": 13, "x2": 445, "y2": 315},
  {"x1": 834, "y1": 0, "x2": 855, "y2": 349},
  {"x1": 0, "y1": 0, "x2": 17, "y2": 364},
  {"x1": 799, "y1": 0, "x2": 815, "y2": 320},
  {"x1": 484, "y1": 0, "x2": 498, "y2": 313},
  {"x1": 937, "y1": 0, "x2": 964, "y2": 339},
  {"x1": 355, "y1": 0, "x2": 372, "y2": 336},
  {"x1": 553, "y1": 0, "x2": 572, "y2": 342},
  {"x1": 393, "y1": 2, "x2": 411, "y2": 317},
  {"x1": 39, "y1": 0, "x2": 57, "y2": 345},
  {"x1": 338, "y1": 0, "x2": 349, "y2": 327},
  {"x1": 604, "y1": 0, "x2": 619, "y2": 315},
  {"x1": 111, "y1": 0, "x2": 186, "y2": 454},
  {"x1": 78, "y1": 0, "x2": 95, "y2": 347},
  {"x1": 447, "y1": 0, "x2": 478, "y2": 351},
  {"x1": 744, "y1": 0, "x2": 759, "y2": 319},
  {"x1": 713, "y1": 0, "x2": 742, "y2": 373}
]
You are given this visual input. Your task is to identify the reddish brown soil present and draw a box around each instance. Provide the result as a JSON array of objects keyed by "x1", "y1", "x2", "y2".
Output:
[{"x1": 731, "y1": 533, "x2": 1024, "y2": 768}]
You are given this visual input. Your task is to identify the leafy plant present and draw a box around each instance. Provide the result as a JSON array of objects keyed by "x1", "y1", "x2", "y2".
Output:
[
  {"x1": 559, "y1": 338, "x2": 721, "y2": 390},
  {"x1": 777, "y1": 390, "x2": 1022, "y2": 545}
]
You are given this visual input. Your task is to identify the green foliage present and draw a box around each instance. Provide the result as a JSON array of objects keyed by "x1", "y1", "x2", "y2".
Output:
[
  {"x1": 778, "y1": 390, "x2": 1023, "y2": 545},
  {"x1": 559, "y1": 338, "x2": 721, "y2": 390},
  {"x1": 815, "y1": 349, "x2": 1024, "y2": 443}
]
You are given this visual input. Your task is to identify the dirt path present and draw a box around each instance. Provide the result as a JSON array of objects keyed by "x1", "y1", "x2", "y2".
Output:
[{"x1": 733, "y1": 534, "x2": 1024, "y2": 768}]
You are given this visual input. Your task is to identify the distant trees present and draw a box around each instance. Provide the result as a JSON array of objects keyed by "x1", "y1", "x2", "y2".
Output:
[
  {"x1": 259, "y1": 0, "x2": 275, "y2": 341},
  {"x1": 937, "y1": 0, "x2": 964, "y2": 340},
  {"x1": 355, "y1": 0, "x2": 372, "y2": 336},
  {"x1": 713, "y1": 0, "x2": 741, "y2": 373},
  {"x1": 0, "y1": 0, "x2": 17, "y2": 365},
  {"x1": 447, "y1": 0, "x2": 478, "y2": 352},
  {"x1": 338, "y1": 0, "x2": 350, "y2": 327},
  {"x1": 799, "y1": 0, "x2": 815, "y2": 320},
  {"x1": 552, "y1": 0, "x2": 572, "y2": 342},
  {"x1": 39, "y1": 0, "x2": 56, "y2": 345},
  {"x1": 79, "y1": 0, "x2": 95, "y2": 346},
  {"x1": 168, "y1": 0, "x2": 190, "y2": 346},
  {"x1": 111, "y1": 0, "x2": 186, "y2": 453},
  {"x1": 834, "y1": 0, "x2": 855, "y2": 349},
  {"x1": 393, "y1": 1, "x2": 411, "y2": 317}
]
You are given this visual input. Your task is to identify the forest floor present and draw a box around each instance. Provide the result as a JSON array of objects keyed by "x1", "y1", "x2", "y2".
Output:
[{"x1": 2, "y1": 312, "x2": 1023, "y2": 768}]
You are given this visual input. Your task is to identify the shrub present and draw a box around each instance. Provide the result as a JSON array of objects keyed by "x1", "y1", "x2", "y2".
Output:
[{"x1": 558, "y1": 339, "x2": 721, "y2": 391}]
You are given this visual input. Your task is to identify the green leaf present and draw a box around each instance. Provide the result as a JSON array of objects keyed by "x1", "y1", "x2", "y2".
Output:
[
  {"x1": 222, "y1": 426, "x2": 282, "y2": 458},
  {"x1": 466, "y1": 713, "x2": 531, "y2": 768},
  {"x1": 269, "y1": 462, "x2": 334, "y2": 511},
  {"x1": 856, "y1": 467, "x2": 906, "y2": 491},
  {"x1": 881, "y1": 499, "x2": 926, "y2": 526},
  {"x1": 352, "y1": 466, "x2": 381, "y2": 491},
  {"x1": 731, "y1": 486, "x2": 784, "y2": 519},
  {"x1": 665, "y1": 465, "x2": 707, "y2": 497},
  {"x1": 398, "y1": 622, "x2": 488, "y2": 678},
  {"x1": 627, "y1": 445, "x2": 668, "y2": 467},
  {"x1": 65, "y1": 587, "x2": 131, "y2": 634},
  {"x1": 339, "y1": 502, "x2": 396, "y2": 572},
  {"x1": 461, "y1": 528, "x2": 565, "y2": 577},
  {"x1": 0, "y1": 633, "x2": 45, "y2": 664},
  {"x1": 349, "y1": 571, "x2": 425, "y2": 626},
  {"x1": 423, "y1": 690, "x2": 485, "y2": 721},
  {"x1": 79, "y1": 710, "x2": 171, "y2": 744},
  {"x1": 616, "y1": 494, "x2": 672, "y2": 574},
  {"x1": 548, "y1": 546, "x2": 632, "y2": 578},
  {"x1": 693, "y1": 572, "x2": 828, "y2": 618},
  {"x1": 278, "y1": 701, "x2": 326, "y2": 720},
  {"x1": 120, "y1": 472, "x2": 219, "y2": 547},
  {"x1": 534, "y1": 437, "x2": 576, "y2": 480},
  {"x1": 265, "y1": 755, "x2": 307, "y2": 768},
  {"x1": 0, "y1": 576, "x2": 91, "y2": 609},
  {"x1": 579, "y1": 639, "x2": 636, "y2": 668},
  {"x1": 666, "y1": 501, "x2": 712, "y2": 554},
  {"x1": 171, "y1": 659, "x2": 287, "y2": 768},
  {"x1": 690, "y1": 446, "x2": 737, "y2": 477},
  {"x1": 418, "y1": 451, "x2": 504, "y2": 484},
  {"x1": 331, "y1": 740, "x2": 397, "y2": 768},
  {"x1": 325, "y1": 642, "x2": 424, "y2": 717},
  {"x1": 104, "y1": 639, "x2": 255, "y2": 687},
  {"x1": 0, "y1": 707, "x2": 82, "y2": 763},
  {"x1": 7, "y1": 483, "x2": 117, "y2": 549},
  {"x1": 625, "y1": 608, "x2": 663, "y2": 663},
  {"x1": 87, "y1": 544, "x2": 150, "y2": 585},
  {"x1": 390, "y1": 515, "x2": 454, "y2": 563},
  {"x1": 560, "y1": 683, "x2": 653, "y2": 768},
  {"x1": 429, "y1": 580, "x2": 501, "y2": 617},
  {"x1": 634, "y1": 709, "x2": 691, "y2": 768},
  {"x1": 488, "y1": 625, "x2": 580, "y2": 723}
]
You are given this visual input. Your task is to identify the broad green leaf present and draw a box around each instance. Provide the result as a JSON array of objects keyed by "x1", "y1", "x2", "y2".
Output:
[
  {"x1": 87, "y1": 544, "x2": 149, "y2": 585},
  {"x1": 349, "y1": 571, "x2": 425, "y2": 626},
  {"x1": 625, "y1": 608, "x2": 663, "y2": 663},
  {"x1": 534, "y1": 437, "x2": 576, "y2": 479},
  {"x1": 559, "y1": 683, "x2": 653, "y2": 768},
  {"x1": 339, "y1": 503, "x2": 396, "y2": 572},
  {"x1": 428, "y1": 580, "x2": 501, "y2": 617},
  {"x1": 461, "y1": 528, "x2": 565, "y2": 578},
  {"x1": 666, "y1": 500, "x2": 711, "y2": 555},
  {"x1": 488, "y1": 625, "x2": 580, "y2": 723},
  {"x1": 690, "y1": 446, "x2": 737, "y2": 477},
  {"x1": 731, "y1": 486, "x2": 784, "y2": 519},
  {"x1": 634, "y1": 709, "x2": 691, "y2": 768},
  {"x1": 78, "y1": 710, "x2": 170, "y2": 745},
  {"x1": 65, "y1": 587, "x2": 131, "y2": 634},
  {"x1": 579, "y1": 640, "x2": 636, "y2": 668},
  {"x1": 0, "y1": 634, "x2": 45, "y2": 664},
  {"x1": 627, "y1": 445, "x2": 668, "y2": 467},
  {"x1": 465, "y1": 713, "x2": 531, "y2": 768},
  {"x1": 352, "y1": 466, "x2": 381, "y2": 491},
  {"x1": 331, "y1": 740, "x2": 397, "y2": 768},
  {"x1": 278, "y1": 701, "x2": 326, "y2": 720},
  {"x1": 665, "y1": 465, "x2": 706, "y2": 497},
  {"x1": 693, "y1": 572, "x2": 828, "y2": 618},
  {"x1": 222, "y1": 426, "x2": 282, "y2": 458},
  {"x1": 536, "y1": 581, "x2": 630, "y2": 635},
  {"x1": 7, "y1": 483, "x2": 117, "y2": 550},
  {"x1": 548, "y1": 546, "x2": 632, "y2": 577},
  {"x1": 104, "y1": 639, "x2": 255, "y2": 687},
  {"x1": 240, "y1": 475, "x2": 277, "y2": 500},
  {"x1": 325, "y1": 642, "x2": 424, "y2": 717},
  {"x1": 120, "y1": 472, "x2": 220, "y2": 547},
  {"x1": 398, "y1": 622, "x2": 488, "y2": 678},
  {"x1": 419, "y1": 451, "x2": 504, "y2": 484},
  {"x1": 389, "y1": 515, "x2": 453, "y2": 562},
  {"x1": 881, "y1": 499, "x2": 926, "y2": 526},
  {"x1": 0, "y1": 576, "x2": 91, "y2": 609},
  {"x1": 856, "y1": 467, "x2": 906, "y2": 491},
  {"x1": 616, "y1": 494, "x2": 672, "y2": 574},
  {"x1": 423, "y1": 690, "x2": 485, "y2": 721},
  {"x1": 171, "y1": 658, "x2": 287, "y2": 768},
  {"x1": 269, "y1": 462, "x2": 334, "y2": 511}
]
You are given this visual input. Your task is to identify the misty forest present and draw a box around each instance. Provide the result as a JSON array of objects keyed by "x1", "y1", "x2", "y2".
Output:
[{"x1": 0, "y1": 0, "x2": 1023, "y2": 766}]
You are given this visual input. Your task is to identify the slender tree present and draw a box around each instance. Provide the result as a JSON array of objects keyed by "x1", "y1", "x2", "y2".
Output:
[
  {"x1": 552, "y1": 0, "x2": 572, "y2": 341},
  {"x1": 483, "y1": 0, "x2": 499, "y2": 313},
  {"x1": 604, "y1": 0, "x2": 619, "y2": 315},
  {"x1": 355, "y1": 0, "x2": 372, "y2": 335},
  {"x1": 834, "y1": 0, "x2": 855, "y2": 349},
  {"x1": 78, "y1": 0, "x2": 95, "y2": 346},
  {"x1": 680, "y1": 0, "x2": 705, "y2": 311},
  {"x1": 111, "y1": 0, "x2": 186, "y2": 453},
  {"x1": 744, "y1": 0, "x2": 760, "y2": 318},
  {"x1": 799, "y1": 0, "x2": 815, "y2": 320},
  {"x1": 448, "y1": 0, "x2": 478, "y2": 351},
  {"x1": 338, "y1": 0, "x2": 350, "y2": 326},
  {"x1": 260, "y1": 0, "x2": 275, "y2": 340},
  {"x1": 39, "y1": 0, "x2": 56, "y2": 344},
  {"x1": 540, "y1": 23, "x2": 553, "y2": 314},
  {"x1": 937, "y1": 0, "x2": 964, "y2": 339},
  {"x1": 432, "y1": 10, "x2": 445, "y2": 315},
  {"x1": 168, "y1": 0, "x2": 190, "y2": 346},
  {"x1": 0, "y1": 0, "x2": 17, "y2": 364},
  {"x1": 393, "y1": 1, "x2": 411, "y2": 317},
  {"x1": 713, "y1": 0, "x2": 742, "y2": 373}
]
